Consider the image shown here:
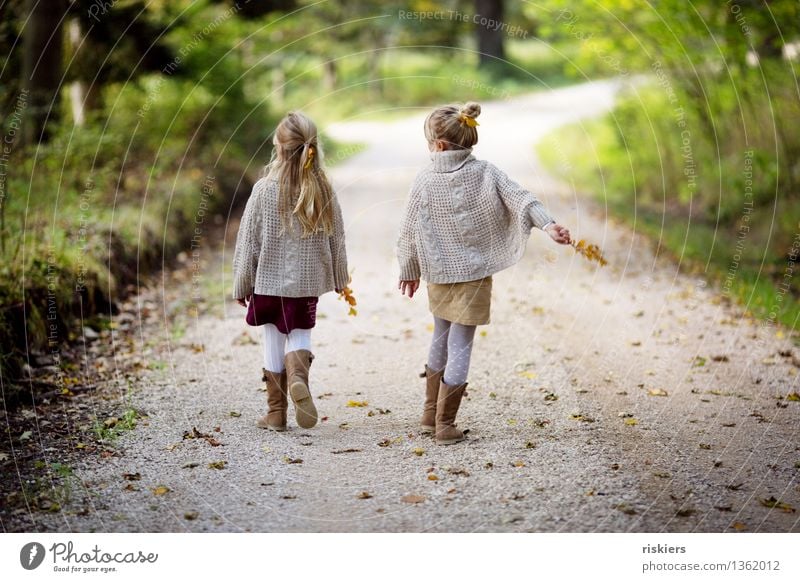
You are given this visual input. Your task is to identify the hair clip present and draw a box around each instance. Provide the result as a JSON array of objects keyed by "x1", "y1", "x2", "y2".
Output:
[
  {"x1": 303, "y1": 145, "x2": 315, "y2": 169},
  {"x1": 459, "y1": 114, "x2": 479, "y2": 128}
]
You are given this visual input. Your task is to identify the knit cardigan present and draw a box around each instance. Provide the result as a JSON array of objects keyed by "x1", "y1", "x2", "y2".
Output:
[
  {"x1": 232, "y1": 177, "x2": 349, "y2": 299},
  {"x1": 397, "y1": 148, "x2": 555, "y2": 284}
]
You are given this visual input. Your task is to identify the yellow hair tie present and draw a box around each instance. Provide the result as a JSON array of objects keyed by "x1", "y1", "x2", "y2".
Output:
[
  {"x1": 460, "y1": 114, "x2": 479, "y2": 128},
  {"x1": 303, "y1": 145, "x2": 315, "y2": 170}
]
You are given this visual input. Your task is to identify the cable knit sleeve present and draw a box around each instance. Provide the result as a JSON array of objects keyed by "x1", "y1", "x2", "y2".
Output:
[
  {"x1": 396, "y1": 178, "x2": 423, "y2": 281},
  {"x1": 231, "y1": 182, "x2": 264, "y2": 299},
  {"x1": 491, "y1": 163, "x2": 555, "y2": 231},
  {"x1": 330, "y1": 195, "x2": 349, "y2": 290}
]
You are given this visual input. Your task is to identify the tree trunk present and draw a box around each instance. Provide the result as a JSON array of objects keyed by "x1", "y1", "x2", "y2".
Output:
[
  {"x1": 22, "y1": 0, "x2": 65, "y2": 144},
  {"x1": 475, "y1": 0, "x2": 505, "y2": 68},
  {"x1": 323, "y1": 60, "x2": 337, "y2": 92}
]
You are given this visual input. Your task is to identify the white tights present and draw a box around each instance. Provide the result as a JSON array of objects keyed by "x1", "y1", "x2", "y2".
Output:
[
  {"x1": 262, "y1": 324, "x2": 312, "y2": 373},
  {"x1": 427, "y1": 316, "x2": 477, "y2": 386}
]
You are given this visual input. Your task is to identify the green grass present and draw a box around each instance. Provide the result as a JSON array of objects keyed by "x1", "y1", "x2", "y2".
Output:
[{"x1": 537, "y1": 118, "x2": 799, "y2": 331}]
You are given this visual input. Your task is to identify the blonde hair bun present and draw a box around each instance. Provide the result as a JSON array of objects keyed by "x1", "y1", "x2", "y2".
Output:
[{"x1": 459, "y1": 102, "x2": 481, "y2": 120}]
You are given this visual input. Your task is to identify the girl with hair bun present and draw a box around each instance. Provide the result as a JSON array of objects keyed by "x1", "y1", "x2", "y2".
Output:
[
  {"x1": 397, "y1": 101, "x2": 571, "y2": 445},
  {"x1": 233, "y1": 111, "x2": 349, "y2": 432}
]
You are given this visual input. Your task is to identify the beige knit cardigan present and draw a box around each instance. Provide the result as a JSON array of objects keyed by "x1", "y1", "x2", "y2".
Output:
[
  {"x1": 397, "y1": 148, "x2": 555, "y2": 284},
  {"x1": 232, "y1": 177, "x2": 349, "y2": 299}
]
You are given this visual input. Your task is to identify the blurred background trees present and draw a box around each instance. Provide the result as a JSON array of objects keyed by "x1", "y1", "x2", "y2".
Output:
[{"x1": 0, "y1": 0, "x2": 797, "y2": 403}]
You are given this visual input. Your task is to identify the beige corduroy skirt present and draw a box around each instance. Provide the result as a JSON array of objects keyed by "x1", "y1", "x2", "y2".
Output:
[{"x1": 426, "y1": 276, "x2": 492, "y2": 326}]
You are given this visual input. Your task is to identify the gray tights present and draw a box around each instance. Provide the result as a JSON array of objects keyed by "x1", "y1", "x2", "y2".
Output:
[{"x1": 427, "y1": 316, "x2": 476, "y2": 386}]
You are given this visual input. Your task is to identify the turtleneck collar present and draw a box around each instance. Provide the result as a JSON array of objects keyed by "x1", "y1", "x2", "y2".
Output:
[{"x1": 430, "y1": 148, "x2": 474, "y2": 173}]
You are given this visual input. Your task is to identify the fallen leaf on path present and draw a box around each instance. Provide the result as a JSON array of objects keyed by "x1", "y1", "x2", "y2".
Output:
[
  {"x1": 726, "y1": 483, "x2": 744, "y2": 491},
  {"x1": 122, "y1": 472, "x2": 141, "y2": 481},
  {"x1": 786, "y1": 393, "x2": 800, "y2": 402},
  {"x1": 759, "y1": 496, "x2": 795, "y2": 513},
  {"x1": 357, "y1": 491, "x2": 372, "y2": 499},
  {"x1": 331, "y1": 448, "x2": 362, "y2": 454},
  {"x1": 543, "y1": 391, "x2": 558, "y2": 402},
  {"x1": 283, "y1": 456, "x2": 303, "y2": 464},
  {"x1": 489, "y1": 392, "x2": 497, "y2": 399},
  {"x1": 615, "y1": 503, "x2": 637, "y2": 515},
  {"x1": 401, "y1": 494, "x2": 425, "y2": 504},
  {"x1": 347, "y1": 400, "x2": 368, "y2": 407},
  {"x1": 412, "y1": 448, "x2": 425, "y2": 456},
  {"x1": 182, "y1": 461, "x2": 200, "y2": 469},
  {"x1": 20, "y1": 431, "x2": 32, "y2": 442},
  {"x1": 653, "y1": 472, "x2": 671, "y2": 479},
  {"x1": 184, "y1": 511, "x2": 199, "y2": 520},
  {"x1": 570, "y1": 414, "x2": 595, "y2": 423},
  {"x1": 152, "y1": 485, "x2": 170, "y2": 496},
  {"x1": 208, "y1": 461, "x2": 227, "y2": 470},
  {"x1": 447, "y1": 467, "x2": 470, "y2": 476},
  {"x1": 624, "y1": 418, "x2": 639, "y2": 426},
  {"x1": 512, "y1": 460, "x2": 526, "y2": 467},
  {"x1": 229, "y1": 411, "x2": 241, "y2": 418},
  {"x1": 647, "y1": 388, "x2": 669, "y2": 397},
  {"x1": 232, "y1": 331, "x2": 257, "y2": 346},
  {"x1": 517, "y1": 371, "x2": 537, "y2": 380},
  {"x1": 712, "y1": 355, "x2": 729, "y2": 362},
  {"x1": 525, "y1": 441, "x2": 536, "y2": 449},
  {"x1": 732, "y1": 521, "x2": 747, "y2": 530},
  {"x1": 714, "y1": 505, "x2": 732, "y2": 512},
  {"x1": 675, "y1": 508, "x2": 695, "y2": 517},
  {"x1": 427, "y1": 474, "x2": 439, "y2": 481},
  {"x1": 0, "y1": 452, "x2": 8, "y2": 462},
  {"x1": 699, "y1": 443, "x2": 712, "y2": 450},
  {"x1": 692, "y1": 356, "x2": 707, "y2": 367}
]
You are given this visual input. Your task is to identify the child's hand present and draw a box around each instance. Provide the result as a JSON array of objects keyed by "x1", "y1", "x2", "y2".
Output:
[
  {"x1": 545, "y1": 223, "x2": 571, "y2": 245},
  {"x1": 236, "y1": 294, "x2": 251, "y2": 307},
  {"x1": 399, "y1": 279, "x2": 420, "y2": 298}
]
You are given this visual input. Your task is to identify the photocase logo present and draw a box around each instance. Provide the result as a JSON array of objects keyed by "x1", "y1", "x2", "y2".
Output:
[{"x1": 20, "y1": 542, "x2": 46, "y2": 570}]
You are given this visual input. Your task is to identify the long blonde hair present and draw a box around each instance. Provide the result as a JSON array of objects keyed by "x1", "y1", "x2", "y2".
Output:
[
  {"x1": 266, "y1": 111, "x2": 335, "y2": 237},
  {"x1": 424, "y1": 101, "x2": 481, "y2": 150}
]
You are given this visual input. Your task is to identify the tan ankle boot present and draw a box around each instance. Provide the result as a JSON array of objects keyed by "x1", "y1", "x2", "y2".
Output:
[
  {"x1": 435, "y1": 380, "x2": 468, "y2": 445},
  {"x1": 256, "y1": 369, "x2": 287, "y2": 431},
  {"x1": 285, "y1": 350, "x2": 318, "y2": 429},
  {"x1": 420, "y1": 366, "x2": 444, "y2": 432}
]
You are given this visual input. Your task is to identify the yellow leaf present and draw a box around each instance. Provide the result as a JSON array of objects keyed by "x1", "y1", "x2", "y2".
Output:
[
  {"x1": 624, "y1": 418, "x2": 638, "y2": 426},
  {"x1": 479, "y1": 330, "x2": 487, "y2": 337},
  {"x1": 208, "y1": 461, "x2": 227, "y2": 470},
  {"x1": 647, "y1": 388, "x2": 669, "y2": 397},
  {"x1": 512, "y1": 460, "x2": 526, "y2": 467},
  {"x1": 518, "y1": 371, "x2": 537, "y2": 380},
  {"x1": 786, "y1": 393, "x2": 800, "y2": 402},
  {"x1": 347, "y1": 400, "x2": 369, "y2": 407},
  {"x1": 427, "y1": 474, "x2": 439, "y2": 481},
  {"x1": 732, "y1": 521, "x2": 747, "y2": 531},
  {"x1": 357, "y1": 491, "x2": 372, "y2": 499},
  {"x1": 152, "y1": 485, "x2": 170, "y2": 496},
  {"x1": 412, "y1": 448, "x2": 425, "y2": 456}
]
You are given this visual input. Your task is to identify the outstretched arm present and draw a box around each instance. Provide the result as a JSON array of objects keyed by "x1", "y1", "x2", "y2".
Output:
[{"x1": 492, "y1": 164, "x2": 571, "y2": 245}]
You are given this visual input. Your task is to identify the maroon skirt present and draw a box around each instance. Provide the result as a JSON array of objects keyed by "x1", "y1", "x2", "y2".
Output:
[{"x1": 245, "y1": 294, "x2": 318, "y2": 334}]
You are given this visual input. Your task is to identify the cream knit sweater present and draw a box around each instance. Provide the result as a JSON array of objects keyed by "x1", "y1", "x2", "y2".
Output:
[
  {"x1": 232, "y1": 177, "x2": 349, "y2": 299},
  {"x1": 397, "y1": 148, "x2": 555, "y2": 284}
]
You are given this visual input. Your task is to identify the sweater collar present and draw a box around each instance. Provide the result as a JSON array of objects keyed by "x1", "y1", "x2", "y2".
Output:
[{"x1": 430, "y1": 148, "x2": 474, "y2": 173}]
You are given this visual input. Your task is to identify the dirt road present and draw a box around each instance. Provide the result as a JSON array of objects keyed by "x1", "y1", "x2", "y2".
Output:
[{"x1": 15, "y1": 80, "x2": 799, "y2": 532}]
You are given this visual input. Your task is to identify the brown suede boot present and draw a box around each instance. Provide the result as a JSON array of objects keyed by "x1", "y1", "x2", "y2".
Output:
[
  {"x1": 420, "y1": 366, "x2": 444, "y2": 432},
  {"x1": 284, "y1": 350, "x2": 318, "y2": 429},
  {"x1": 256, "y1": 369, "x2": 287, "y2": 431},
  {"x1": 435, "y1": 380, "x2": 468, "y2": 445}
]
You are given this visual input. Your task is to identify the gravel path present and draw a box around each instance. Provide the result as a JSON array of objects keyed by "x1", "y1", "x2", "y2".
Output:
[{"x1": 26, "y1": 80, "x2": 800, "y2": 532}]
